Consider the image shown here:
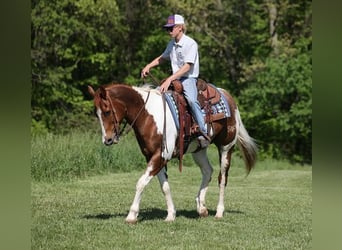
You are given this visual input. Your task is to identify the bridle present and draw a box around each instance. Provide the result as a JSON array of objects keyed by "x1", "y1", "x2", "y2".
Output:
[
  {"x1": 105, "y1": 91, "x2": 121, "y2": 140},
  {"x1": 104, "y1": 88, "x2": 151, "y2": 141}
]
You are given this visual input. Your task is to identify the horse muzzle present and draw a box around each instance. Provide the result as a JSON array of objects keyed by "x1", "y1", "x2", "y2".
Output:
[{"x1": 103, "y1": 135, "x2": 120, "y2": 146}]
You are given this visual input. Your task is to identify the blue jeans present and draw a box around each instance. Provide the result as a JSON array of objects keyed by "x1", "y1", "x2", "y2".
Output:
[{"x1": 180, "y1": 77, "x2": 207, "y2": 134}]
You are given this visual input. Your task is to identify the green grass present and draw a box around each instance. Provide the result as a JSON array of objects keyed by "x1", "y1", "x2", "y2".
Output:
[
  {"x1": 32, "y1": 163, "x2": 312, "y2": 249},
  {"x1": 31, "y1": 131, "x2": 146, "y2": 182},
  {"x1": 32, "y1": 132, "x2": 311, "y2": 249}
]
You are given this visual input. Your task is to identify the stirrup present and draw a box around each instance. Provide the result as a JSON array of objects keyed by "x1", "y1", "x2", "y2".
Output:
[
  {"x1": 199, "y1": 130, "x2": 211, "y2": 142},
  {"x1": 197, "y1": 136, "x2": 210, "y2": 148}
]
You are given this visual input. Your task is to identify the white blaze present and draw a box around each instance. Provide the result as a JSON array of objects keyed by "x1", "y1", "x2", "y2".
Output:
[{"x1": 96, "y1": 108, "x2": 106, "y2": 144}]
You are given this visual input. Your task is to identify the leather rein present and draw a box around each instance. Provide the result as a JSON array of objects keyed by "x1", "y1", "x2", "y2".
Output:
[{"x1": 105, "y1": 89, "x2": 151, "y2": 141}]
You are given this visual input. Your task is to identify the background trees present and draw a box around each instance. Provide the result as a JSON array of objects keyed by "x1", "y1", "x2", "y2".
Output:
[{"x1": 31, "y1": 0, "x2": 312, "y2": 163}]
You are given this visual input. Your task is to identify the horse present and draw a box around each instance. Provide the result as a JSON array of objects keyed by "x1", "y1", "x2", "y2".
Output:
[{"x1": 88, "y1": 82, "x2": 257, "y2": 224}]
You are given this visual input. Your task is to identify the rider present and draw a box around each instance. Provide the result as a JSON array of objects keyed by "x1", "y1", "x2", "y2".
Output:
[{"x1": 141, "y1": 14, "x2": 210, "y2": 144}]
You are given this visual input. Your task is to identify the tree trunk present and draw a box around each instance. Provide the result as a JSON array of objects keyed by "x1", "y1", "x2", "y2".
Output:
[{"x1": 267, "y1": 1, "x2": 279, "y2": 55}]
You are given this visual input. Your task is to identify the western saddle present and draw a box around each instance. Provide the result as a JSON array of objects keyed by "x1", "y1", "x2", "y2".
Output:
[{"x1": 163, "y1": 78, "x2": 225, "y2": 171}]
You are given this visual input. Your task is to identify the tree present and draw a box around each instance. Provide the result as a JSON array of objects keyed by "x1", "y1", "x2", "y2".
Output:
[
  {"x1": 31, "y1": 0, "x2": 312, "y2": 163},
  {"x1": 31, "y1": 0, "x2": 125, "y2": 134},
  {"x1": 237, "y1": 0, "x2": 312, "y2": 163},
  {"x1": 239, "y1": 38, "x2": 312, "y2": 163},
  {"x1": 165, "y1": 0, "x2": 270, "y2": 95}
]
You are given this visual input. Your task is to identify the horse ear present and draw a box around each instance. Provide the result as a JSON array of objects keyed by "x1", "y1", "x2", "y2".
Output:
[
  {"x1": 88, "y1": 85, "x2": 96, "y2": 97},
  {"x1": 99, "y1": 86, "x2": 107, "y2": 100}
]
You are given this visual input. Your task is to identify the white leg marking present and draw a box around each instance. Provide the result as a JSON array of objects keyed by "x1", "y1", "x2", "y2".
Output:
[
  {"x1": 215, "y1": 139, "x2": 236, "y2": 218},
  {"x1": 126, "y1": 166, "x2": 154, "y2": 223},
  {"x1": 192, "y1": 149, "x2": 213, "y2": 217},
  {"x1": 216, "y1": 149, "x2": 228, "y2": 218},
  {"x1": 157, "y1": 167, "x2": 176, "y2": 221}
]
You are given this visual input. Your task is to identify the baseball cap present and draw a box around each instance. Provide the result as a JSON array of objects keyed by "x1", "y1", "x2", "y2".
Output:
[{"x1": 163, "y1": 14, "x2": 185, "y2": 28}]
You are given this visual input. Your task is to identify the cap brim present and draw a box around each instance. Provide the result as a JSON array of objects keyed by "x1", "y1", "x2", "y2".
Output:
[{"x1": 163, "y1": 24, "x2": 175, "y2": 28}]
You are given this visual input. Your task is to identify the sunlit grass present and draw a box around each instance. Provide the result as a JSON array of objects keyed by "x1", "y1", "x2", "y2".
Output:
[
  {"x1": 32, "y1": 164, "x2": 311, "y2": 249},
  {"x1": 31, "y1": 131, "x2": 311, "y2": 249},
  {"x1": 31, "y1": 131, "x2": 146, "y2": 182}
]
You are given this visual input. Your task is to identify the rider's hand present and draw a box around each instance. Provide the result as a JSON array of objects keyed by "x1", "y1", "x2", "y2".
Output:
[
  {"x1": 141, "y1": 66, "x2": 150, "y2": 78},
  {"x1": 160, "y1": 78, "x2": 172, "y2": 93}
]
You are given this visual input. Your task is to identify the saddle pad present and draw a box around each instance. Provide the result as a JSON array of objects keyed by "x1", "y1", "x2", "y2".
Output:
[
  {"x1": 164, "y1": 91, "x2": 180, "y2": 129},
  {"x1": 164, "y1": 87, "x2": 231, "y2": 130}
]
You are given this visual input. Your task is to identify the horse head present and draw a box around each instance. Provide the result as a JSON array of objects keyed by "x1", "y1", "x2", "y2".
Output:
[{"x1": 88, "y1": 85, "x2": 126, "y2": 145}]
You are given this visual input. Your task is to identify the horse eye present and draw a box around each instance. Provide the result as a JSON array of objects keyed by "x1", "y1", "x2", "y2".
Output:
[{"x1": 103, "y1": 111, "x2": 111, "y2": 117}]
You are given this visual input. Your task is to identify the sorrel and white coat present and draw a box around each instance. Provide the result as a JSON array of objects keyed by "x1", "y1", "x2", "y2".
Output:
[{"x1": 88, "y1": 83, "x2": 257, "y2": 224}]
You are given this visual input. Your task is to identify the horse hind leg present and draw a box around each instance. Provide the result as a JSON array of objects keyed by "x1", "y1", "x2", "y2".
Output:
[
  {"x1": 192, "y1": 149, "x2": 213, "y2": 217},
  {"x1": 156, "y1": 167, "x2": 176, "y2": 221},
  {"x1": 215, "y1": 143, "x2": 234, "y2": 219}
]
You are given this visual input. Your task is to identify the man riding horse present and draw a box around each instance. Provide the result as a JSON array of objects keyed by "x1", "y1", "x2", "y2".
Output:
[{"x1": 141, "y1": 14, "x2": 210, "y2": 146}]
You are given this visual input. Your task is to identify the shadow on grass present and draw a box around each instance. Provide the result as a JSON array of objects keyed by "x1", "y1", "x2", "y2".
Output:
[
  {"x1": 82, "y1": 213, "x2": 122, "y2": 220},
  {"x1": 82, "y1": 208, "x2": 244, "y2": 221}
]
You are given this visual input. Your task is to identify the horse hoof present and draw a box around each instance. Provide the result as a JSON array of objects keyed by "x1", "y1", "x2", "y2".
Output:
[
  {"x1": 125, "y1": 218, "x2": 138, "y2": 224},
  {"x1": 214, "y1": 214, "x2": 223, "y2": 219},
  {"x1": 165, "y1": 217, "x2": 175, "y2": 222},
  {"x1": 199, "y1": 209, "x2": 209, "y2": 217}
]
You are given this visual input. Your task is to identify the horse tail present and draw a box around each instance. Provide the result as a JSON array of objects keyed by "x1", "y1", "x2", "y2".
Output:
[{"x1": 235, "y1": 108, "x2": 258, "y2": 174}]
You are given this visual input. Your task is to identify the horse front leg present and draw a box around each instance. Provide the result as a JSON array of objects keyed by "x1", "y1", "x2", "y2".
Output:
[
  {"x1": 125, "y1": 165, "x2": 154, "y2": 224},
  {"x1": 215, "y1": 146, "x2": 233, "y2": 218},
  {"x1": 157, "y1": 166, "x2": 176, "y2": 221},
  {"x1": 192, "y1": 149, "x2": 213, "y2": 217}
]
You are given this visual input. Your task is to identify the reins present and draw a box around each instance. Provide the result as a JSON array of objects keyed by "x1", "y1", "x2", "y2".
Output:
[
  {"x1": 121, "y1": 91, "x2": 151, "y2": 137},
  {"x1": 105, "y1": 88, "x2": 151, "y2": 140},
  {"x1": 106, "y1": 73, "x2": 169, "y2": 165},
  {"x1": 106, "y1": 91, "x2": 121, "y2": 139},
  {"x1": 144, "y1": 72, "x2": 169, "y2": 155},
  {"x1": 144, "y1": 72, "x2": 160, "y2": 86}
]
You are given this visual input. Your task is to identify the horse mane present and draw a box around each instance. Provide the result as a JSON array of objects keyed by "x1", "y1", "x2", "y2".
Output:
[
  {"x1": 134, "y1": 84, "x2": 161, "y2": 96},
  {"x1": 102, "y1": 82, "x2": 128, "y2": 90},
  {"x1": 101, "y1": 82, "x2": 160, "y2": 94}
]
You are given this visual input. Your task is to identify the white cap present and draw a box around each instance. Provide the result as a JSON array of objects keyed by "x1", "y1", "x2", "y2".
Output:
[{"x1": 163, "y1": 14, "x2": 185, "y2": 27}]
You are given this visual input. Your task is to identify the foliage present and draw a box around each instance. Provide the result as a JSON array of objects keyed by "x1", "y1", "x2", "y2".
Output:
[
  {"x1": 31, "y1": 0, "x2": 312, "y2": 163},
  {"x1": 239, "y1": 38, "x2": 312, "y2": 163},
  {"x1": 31, "y1": 0, "x2": 125, "y2": 134}
]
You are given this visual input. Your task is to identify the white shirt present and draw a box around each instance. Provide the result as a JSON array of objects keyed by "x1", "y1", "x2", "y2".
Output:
[{"x1": 161, "y1": 34, "x2": 199, "y2": 78}]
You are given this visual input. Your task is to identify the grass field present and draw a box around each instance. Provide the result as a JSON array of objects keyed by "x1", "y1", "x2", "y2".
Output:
[{"x1": 32, "y1": 159, "x2": 312, "y2": 249}]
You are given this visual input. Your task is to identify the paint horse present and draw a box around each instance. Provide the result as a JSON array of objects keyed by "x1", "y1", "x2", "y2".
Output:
[{"x1": 88, "y1": 82, "x2": 257, "y2": 224}]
